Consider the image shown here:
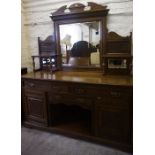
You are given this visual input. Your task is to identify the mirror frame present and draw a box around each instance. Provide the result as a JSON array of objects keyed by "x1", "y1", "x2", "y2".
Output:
[{"x1": 50, "y1": 2, "x2": 109, "y2": 70}]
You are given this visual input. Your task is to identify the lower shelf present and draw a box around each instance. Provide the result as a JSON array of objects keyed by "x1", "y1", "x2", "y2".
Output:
[{"x1": 51, "y1": 120, "x2": 92, "y2": 136}]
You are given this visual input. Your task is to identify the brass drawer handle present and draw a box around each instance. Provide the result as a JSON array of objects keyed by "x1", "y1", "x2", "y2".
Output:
[
  {"x1": 52, "y1": 86, "x2": 67, "y2": 92},
  {"x1": 28, "y1": 83, "x2": 35, "y2": 87},
  {"x1": 75, "y1": 88, "x2": 85, "y2": 93},
  {"x1": 110, "y1": 91, "x2": 121, "y2": 97},
  {"x1": 76, "y1": 98, "x2": 85, "y2": 103}
]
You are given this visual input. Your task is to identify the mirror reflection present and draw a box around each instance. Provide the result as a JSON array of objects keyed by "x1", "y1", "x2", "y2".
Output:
[{"x1": 60, "y1": 21, "x2": 101, "y2": 67}]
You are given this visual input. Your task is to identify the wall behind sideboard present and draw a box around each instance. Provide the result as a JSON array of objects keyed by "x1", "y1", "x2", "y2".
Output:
[{"x1": 21, "y1": 0, "x2": 133, "y2": 72}]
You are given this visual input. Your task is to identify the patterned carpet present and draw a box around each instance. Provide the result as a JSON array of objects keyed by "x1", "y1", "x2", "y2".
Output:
[{"x1": 21, "y1": 127, "x2": 132, "y2": 155}]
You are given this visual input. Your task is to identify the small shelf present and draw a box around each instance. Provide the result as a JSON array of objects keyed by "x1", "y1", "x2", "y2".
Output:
[{"x1": 52, "y1": 120, "x2": 91, "y2": 136}]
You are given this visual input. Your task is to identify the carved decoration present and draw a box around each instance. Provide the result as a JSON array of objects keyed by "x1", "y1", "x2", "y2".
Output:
[
  {"x1": 107, "y1": 32, "x2": 130, "y2": 41},
  {"x1": 88, "y1": 2, "x2": 107, "y2": 11},
  {"x1": 52, "y1": 2, "x2": 107, "y2": 16},
  {"x1": 68, "y1": 3, "x2": 85, "y2": 12},
  {"x1": 53, "y1": 5, "x2": 67, "y2": 15},
  {"x1": 38, "y1": 35, "x2": 56, "y2": 56},
  {"x1": 106, "y1": 32, "x2": 132, "y2": 54},
  {"x1": 39, "y1": 35, "x2": 55, "y2": 43}
]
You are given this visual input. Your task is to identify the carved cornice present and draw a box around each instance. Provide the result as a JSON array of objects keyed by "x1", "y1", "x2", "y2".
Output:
[
  {"x1": 22, "y1": 0, "x2": 132, "y2": 16},
  {"x1": 52, "y1": 2, "x2": 108, "y2": 16}
]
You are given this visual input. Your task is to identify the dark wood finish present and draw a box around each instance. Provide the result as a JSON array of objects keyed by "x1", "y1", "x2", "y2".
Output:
[
  {"x1": 21, "y1": 68, "x2": 27, "y2": 123},
  {"x1": 21, "y1": 67, "x2": 27, "y2": 75},
  {"x1": 23, "y1": 90, "x2": 48, "y2": 127},
  {"x1": 32, "y1": 35, "x2": 61, "y2": 72},
  {"x1": 50, "y1": 2, "x2": 132, "y2": 74},
  {"x1": 38, "y1": 35, "x2": 56, "y2": 56},
  {"x1": 52, "y1": 2, "x2": 108, "y2": 18},
  {"x1": 22, "y1": 2, "x2": 133, "y2": 153},
  {"x1": 22, "y1": 71, "x2": 133, "y2": 152},
  {"x1": 106, "y1": 32, "x2": 131, "y2": 53},
  {"x1": 103, "y1": 32, "x2": 132, "y2": 75},
  {"x1": 50, "y1": 2, "x2": 109, "y2": 70},
  {"x1": 94, "y1": 85, "x2": 132, "y2": 145}
]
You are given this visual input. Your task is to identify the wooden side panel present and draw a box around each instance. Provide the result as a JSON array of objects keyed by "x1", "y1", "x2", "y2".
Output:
[{"x1": 24, "y1": 90, "x2": 48, "y2": 126}]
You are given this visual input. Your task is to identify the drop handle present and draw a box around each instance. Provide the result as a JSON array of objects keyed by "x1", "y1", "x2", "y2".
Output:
[
  {"x1": 76, "y1": 89, "x2": 85, "y2": 93},
  {"x1": 110, "y1": 91, "x2": 121, "y2": 97},
  {"x1": 29, "y1": 83, "x2": 35, "y2": 87}
]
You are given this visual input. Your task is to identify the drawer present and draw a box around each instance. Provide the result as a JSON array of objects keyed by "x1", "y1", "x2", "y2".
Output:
[
  {"x1": 96, "y1": 98, "x2": 129, "y2": 108},
  {"x1": 51, "y1": 83, "x2": 93, "y2": 96},
  {"x1": 49, "y1": 94, "x2": 92, "y2": 110},
  {"x1": 50, "y1": 82, "x2": 108, "y2": 97},
  {"x1": 104, "y1": 87, "x2": 131, "y2": 100},
  {"x1": 68, "y1": 86, "x2": 87, "y2": 94},
  {"x1": 24, "y1": 80, "x2": 51, "y2": 91},
  {"x1": 51, "y1": 83, "x2": 68, "y2": 94},
  {"x1": 95, "y1": 88, "x2": 132, "y2": 108},
  {"x1": 68, "y1": 84, "x2": 105, "y2": 97},
  {"x1": 96, "y1": 86, "x2": 131, "y2": 102},
  {"x1": 25, "y1": 90, "x2": 45, "y2": 99}
]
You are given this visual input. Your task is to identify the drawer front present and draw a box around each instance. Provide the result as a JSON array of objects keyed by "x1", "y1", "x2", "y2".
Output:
[
  {"x1": 96, "y1": 98, "x2": 129, "y2": 108},
  {"x1": 51, "y1": 82, "x2": 88, "y2": 95},
  {"x1": 104, "y1": 86, "x2": 131, "y2": 100},
  {"x1": 51, "y1": 82, "x2": 103, "y2": 97},
  {"x1": 49, "y1": 93, "x2": 92, "y2": 110},
  {"x1": 68, "y1": 85, "x2": 130, "y2": 98},
  {"x1": 51, "y1": 83, "x2": 69, "y2": 94},
  {"x1": 68, "y1": 84, "x2": 106, "y2": 97},
  {"x1": 24, "y1": 80, "x2": 51, "y2": 91}
]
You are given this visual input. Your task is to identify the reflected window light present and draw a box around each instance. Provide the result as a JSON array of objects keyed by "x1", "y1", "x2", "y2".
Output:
[
  {"x1": 51, "y1": 58, "x2": 55, "y2": 62},
  {"x1": 42, "y1": 60, "x2": 46, "y2": 64},
  {"x1": 64, "y1": 8, "x2": 70, "y2": 13}
]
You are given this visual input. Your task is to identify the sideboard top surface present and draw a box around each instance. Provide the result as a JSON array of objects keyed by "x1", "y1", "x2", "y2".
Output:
[{"x1": 21, "y1": 71, "x2": 132, "y2": 86}]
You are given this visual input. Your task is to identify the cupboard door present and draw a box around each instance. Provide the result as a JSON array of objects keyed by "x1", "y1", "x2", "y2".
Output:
[
  {"x1": 24, "y1": 90, "x2": 48, "y2": 126},
  {"x1": 95, "y1": 105, "x2": 131, "y2": 144}
]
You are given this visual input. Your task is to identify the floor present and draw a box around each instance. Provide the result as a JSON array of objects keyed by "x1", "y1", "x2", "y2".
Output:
[{"x1": 21, "y1": 127, "x2": 133, "y2": 155}]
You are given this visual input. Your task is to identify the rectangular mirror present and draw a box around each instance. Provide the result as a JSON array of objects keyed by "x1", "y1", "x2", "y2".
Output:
[{"x1": 59, "y1": 21, "x2": 101, "y2": 68}]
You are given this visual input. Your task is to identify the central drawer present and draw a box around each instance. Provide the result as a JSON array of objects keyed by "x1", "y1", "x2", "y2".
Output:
[
  {"x1": 48, "y1": 93, "x2": 93, "y2": 110},
  {"x1": 50, "y1": 82, "x2": 106, "y2": 97}
]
